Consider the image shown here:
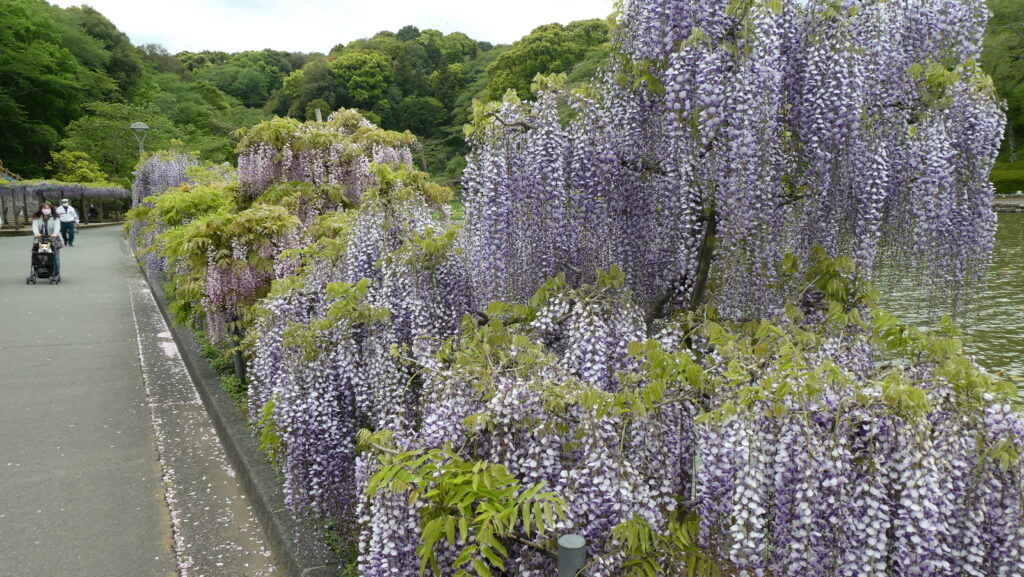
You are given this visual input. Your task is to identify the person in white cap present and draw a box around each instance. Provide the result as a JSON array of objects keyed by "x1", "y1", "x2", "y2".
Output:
[{"x1": 56, "y1": 198, "x2": 79, "y2": 247}]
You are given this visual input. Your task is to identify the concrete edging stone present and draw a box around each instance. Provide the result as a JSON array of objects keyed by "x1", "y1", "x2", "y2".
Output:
[{"x1": 138, "y1": 266, "x2": 344, "y2": 577}]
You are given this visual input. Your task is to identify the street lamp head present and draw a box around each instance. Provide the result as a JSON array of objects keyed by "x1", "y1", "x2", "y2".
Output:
[{"x1": 129, "y1": 121, "x2": 150, "y2": 157}]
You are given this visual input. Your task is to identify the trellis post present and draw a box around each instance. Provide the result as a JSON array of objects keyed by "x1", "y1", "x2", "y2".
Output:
[{"x1": 557, "y1": 534, "x2": 586, "y2": 577}]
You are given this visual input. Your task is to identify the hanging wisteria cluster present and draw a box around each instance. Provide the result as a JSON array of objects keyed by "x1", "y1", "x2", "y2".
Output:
[
  {"x1": 351, "y1": 255, "x2": 1024, "y2": 577},
  {"x1": 195, "y1": 205, "x2": 301, "y2": 343},
  {"x1": 129, "y1": 1, "x2": 1020, "y2": 574},
  {"x1": 236, "y1": 109, "x2": 418, "y2": 205},
  {"x1": 246, "y1": 184, "x2": 469, "y2": 531},
  {"x1": 128, "y1": 151, "x2": 198, "y2": 274},
  {"x1": 352, "y1": 0, "x2": 1013, "y2": 574},
  {"x1": 462, "y1": 0, "x2": 1004, "y2": 319}
]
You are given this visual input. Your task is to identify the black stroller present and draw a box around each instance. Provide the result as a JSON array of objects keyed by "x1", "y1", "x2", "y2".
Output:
[{"x1": 27, "y1": 237, "x2": 60, "y2": 285}]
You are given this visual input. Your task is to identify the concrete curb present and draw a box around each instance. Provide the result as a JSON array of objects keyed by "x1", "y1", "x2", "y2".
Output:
[{"x1": 137, "y1": 266, "x2": 344, "y2": 577}]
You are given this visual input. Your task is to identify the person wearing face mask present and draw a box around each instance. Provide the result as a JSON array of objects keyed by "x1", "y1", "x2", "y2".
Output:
[
  {"x1": 56, "y1": 198, "x2": 79, "y2": 247},
  {"x1": 32, "y1": 202, "x2": 62, "y2": 277}
]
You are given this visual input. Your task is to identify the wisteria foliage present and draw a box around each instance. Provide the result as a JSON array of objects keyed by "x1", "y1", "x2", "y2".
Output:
[
  {"x1": 129, "y1": 3, "x2": 1020, "y2": 574},
  {"x1": 128, "y1": 151, "x2": 198, "y2": 274},
  {"x1": 236, "y1": 108, "x2": 422, "y2": 205}
]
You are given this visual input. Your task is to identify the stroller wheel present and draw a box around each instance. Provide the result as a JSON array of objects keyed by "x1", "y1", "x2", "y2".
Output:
[{"x1": 26, "y1": 277, "x2": 31, "y2": 284}]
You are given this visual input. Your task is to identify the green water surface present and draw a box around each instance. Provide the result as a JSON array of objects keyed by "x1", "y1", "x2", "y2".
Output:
[{"x1": 879, "y1": 212, "x2": 1024, "y2": 383}]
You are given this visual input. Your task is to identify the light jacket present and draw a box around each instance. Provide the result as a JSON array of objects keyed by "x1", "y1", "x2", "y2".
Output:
[
  {"x1": 32, "y1": 215, "x2": 60, "y2": 236},
  {"x1": 57, "y1": 205, "x2": 79, "y2": 223}
]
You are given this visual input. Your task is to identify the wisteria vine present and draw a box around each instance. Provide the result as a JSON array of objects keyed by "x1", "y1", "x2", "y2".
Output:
[{"x1": 126, "y1": 3, "x2": 1021, "y2": 574}]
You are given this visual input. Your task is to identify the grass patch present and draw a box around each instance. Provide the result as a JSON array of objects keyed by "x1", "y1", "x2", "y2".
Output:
[
  {"x1": 992, "y1": 161, "x2": 1024, "y2": 194},
  {"x1": 449, "y1": 198, "x2": 464, "y2": 220}
]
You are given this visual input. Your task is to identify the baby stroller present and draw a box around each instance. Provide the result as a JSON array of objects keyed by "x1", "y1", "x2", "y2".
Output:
[{"x1": 27, "y1": 237, "x2": 60, "y2": 285}]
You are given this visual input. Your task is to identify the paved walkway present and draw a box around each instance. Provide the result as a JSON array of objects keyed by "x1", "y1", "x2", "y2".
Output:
[{"x1": 0, "y1": 227, "x2": 277, "y2": 577}]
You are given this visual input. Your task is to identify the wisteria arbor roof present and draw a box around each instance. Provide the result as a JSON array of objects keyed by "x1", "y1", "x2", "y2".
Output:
[{"x1": 0, "y1": 180, "x2": 130, "y2": 200}]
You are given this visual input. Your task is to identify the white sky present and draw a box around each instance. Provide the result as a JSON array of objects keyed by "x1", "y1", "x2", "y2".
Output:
[{"x1": 50, "y1": 0, "x2": 617, "y2": 54}]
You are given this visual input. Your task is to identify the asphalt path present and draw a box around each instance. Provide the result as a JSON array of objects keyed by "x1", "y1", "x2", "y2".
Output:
[{"x1": 0, "y1": 226, "x2": 276, "y2": 577}]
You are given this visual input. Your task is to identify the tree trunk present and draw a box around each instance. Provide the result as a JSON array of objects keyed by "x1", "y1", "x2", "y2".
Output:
[
  {"x1": 1009, "y1": 127, "x2": 1018, "y2": 163},
  {"x1": 644, "y1": 207, "x2": 718, "y2": 324},
  {"x1": 688, "y1": 208, "x2": 718, "y2": 311}
]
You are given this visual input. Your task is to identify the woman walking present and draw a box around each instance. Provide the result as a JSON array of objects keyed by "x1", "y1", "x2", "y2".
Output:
[{"x1": 32, "y1": 202, "x2": 62, "y2": 277}]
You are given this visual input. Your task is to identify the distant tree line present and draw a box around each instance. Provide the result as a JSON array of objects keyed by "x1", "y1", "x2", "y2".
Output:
[
  {"x1": 0, "y1": 0, "x2": 610, "y2": 188},
  {"x1": 2, "y1": 0, "x2": 1018, "y2": 188}
]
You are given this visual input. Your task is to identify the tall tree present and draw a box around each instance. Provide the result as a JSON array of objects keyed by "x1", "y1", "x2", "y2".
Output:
[
  {"x1": 983, "y1": 0, "x2": 1024, "y2": 160},
  {"x1": 46, "y1": 149, "x2": 111, "y2": 184},
  {"x1": 298, "y1": 59, "x2": 340, "y2": 113}
]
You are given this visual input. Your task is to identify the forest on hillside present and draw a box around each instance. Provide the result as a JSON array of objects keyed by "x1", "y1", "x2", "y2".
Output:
[
  {"x1": 0, "y1": 0, "x2": 610, "y2": 188},
  {"x1": 0, "y1": 0, "x2": 1021, "y2": 190}
]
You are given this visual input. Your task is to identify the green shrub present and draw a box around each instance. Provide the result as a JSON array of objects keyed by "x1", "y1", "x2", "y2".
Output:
[
  {"x1": 219, "y1": 374, "x2": 248, "y2": 410},
  {"x1": 197, "y1": 331, "x2": 234, "y2": 375}
]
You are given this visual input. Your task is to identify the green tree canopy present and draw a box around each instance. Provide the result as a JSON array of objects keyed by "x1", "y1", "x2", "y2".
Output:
[
  {"x1": 62, "y1": 5, "x2": 144, "y2": 98},
  {"x1": 329, "y1": 49, "x2": 394, "y2": 111},
  {"x1": 395, "y1": 95, "x2": 447, "y2": 138},
  {"x1": 484, "y1": 20, "x2": 609, "y2": 100},
  {"x1": 195, "y1": 50, "x2": 295, "y2": 109},
  {"x1": 0, "y1": 0, "x2": 95, "y2": 175},
  {"x1": 45, "y1": 150, "x2": 112, "y2": 184},
  {"x1": 58, "y1": 102, "x2": 179, "y2": 185}
]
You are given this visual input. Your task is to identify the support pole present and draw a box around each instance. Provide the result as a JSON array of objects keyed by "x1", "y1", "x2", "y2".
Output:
[
  {"x1": 228, "y1": 316, "x2": 247, "y2": 387},
  {"x1": 557, "y1": 534, "x2": 586, "y2": 577}
]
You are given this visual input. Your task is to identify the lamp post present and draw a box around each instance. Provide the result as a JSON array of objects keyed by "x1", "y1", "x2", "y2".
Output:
[{"x1": 129, "y1": 121, "x2": 150, "y2": 159}]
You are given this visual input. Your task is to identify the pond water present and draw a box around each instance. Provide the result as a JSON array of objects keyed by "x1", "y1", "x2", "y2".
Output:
[{"x1": 878, "y1": 212, "x2": 1024, "y2": 384}]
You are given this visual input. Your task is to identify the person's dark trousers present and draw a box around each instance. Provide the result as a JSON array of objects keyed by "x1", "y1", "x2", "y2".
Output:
[{"x1": 60, "y1": 221, "x2": 76, "y2": 246}]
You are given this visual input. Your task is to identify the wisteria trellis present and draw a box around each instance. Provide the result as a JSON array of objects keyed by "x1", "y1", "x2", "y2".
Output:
[{"x1": 129, "y1": 0, "x2": 1021, "y2": 576}]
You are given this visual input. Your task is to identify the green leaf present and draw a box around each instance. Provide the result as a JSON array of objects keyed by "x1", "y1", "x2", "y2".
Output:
[
  {"x1": 472, "y1": 558, "x2": 492, "y2": 577},
  {"x1": 454, "y1": 544, "x2": 478, "y2": 568},
  {"x1": 446, "y1": 516, "x2": 457, "y2": 545},
  {"x1": 481, "y1": 546, "x2": 505, "y2": 570}
]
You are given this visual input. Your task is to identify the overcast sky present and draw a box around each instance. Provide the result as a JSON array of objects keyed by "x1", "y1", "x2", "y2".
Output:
[{"x1": 49, "y1": 0, "x2": 617, "y2": 54}]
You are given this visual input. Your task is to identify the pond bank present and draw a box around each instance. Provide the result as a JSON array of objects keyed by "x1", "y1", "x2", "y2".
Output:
[{"x1": 995, "y1": 195, "x2": 1024, "y2": 212}]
